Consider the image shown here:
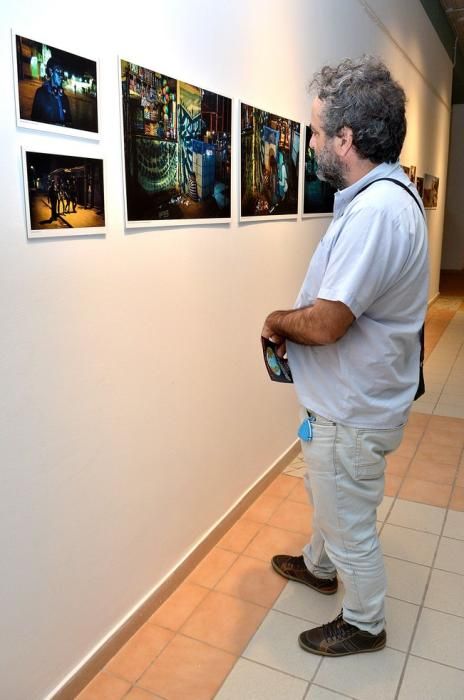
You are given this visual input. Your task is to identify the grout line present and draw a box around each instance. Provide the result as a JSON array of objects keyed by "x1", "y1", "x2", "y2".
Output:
[{"x1": 393, "y1": 441, "x2": 464, "y2": 699}]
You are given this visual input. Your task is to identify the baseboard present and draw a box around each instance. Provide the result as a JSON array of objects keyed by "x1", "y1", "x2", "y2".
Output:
[
  {"x1": 48, "y1": 439, "x2": 300, "y2": 700},
  {"x1": 428, "y1": 291, "x2": 440, "y2": 307}
]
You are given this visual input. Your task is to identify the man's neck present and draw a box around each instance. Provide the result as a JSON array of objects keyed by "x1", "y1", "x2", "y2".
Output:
[{"x1": 344, "y1": 159, "x2": 378, "y2": 188}]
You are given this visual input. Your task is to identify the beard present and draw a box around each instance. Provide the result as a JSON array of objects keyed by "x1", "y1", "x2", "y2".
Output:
[{"x1": 315, "y1": 142, "x2": 348, "y2": 190}]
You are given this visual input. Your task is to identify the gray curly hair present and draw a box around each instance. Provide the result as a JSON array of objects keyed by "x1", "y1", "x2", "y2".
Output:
[{"x1": 309, "y1": 56, "x2": 406, "y2": 164}]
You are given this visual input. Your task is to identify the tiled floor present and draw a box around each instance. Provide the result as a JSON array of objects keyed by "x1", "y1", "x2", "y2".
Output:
[{"x1": 77, "y1": 296, "x2": 464, "y2": 700}]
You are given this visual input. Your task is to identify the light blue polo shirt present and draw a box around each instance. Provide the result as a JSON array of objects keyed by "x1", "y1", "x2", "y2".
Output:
[{"x1": 287, "y1": 162, "x2": 429, "y2": 428}]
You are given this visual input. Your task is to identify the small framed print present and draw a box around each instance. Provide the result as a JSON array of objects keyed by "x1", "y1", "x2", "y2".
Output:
[
  {"x1": 22, "y1": 148, "x2": 106, "y2": 238},
  {"x1": 302, "y1": 125, "x2": 335, "y2": 217},
  {"x1": 240, "y1": 101, "x2": 300, "y2": 221},
  {"x1": 13, "y1": 31, "x2": 100, "y2": 139}
]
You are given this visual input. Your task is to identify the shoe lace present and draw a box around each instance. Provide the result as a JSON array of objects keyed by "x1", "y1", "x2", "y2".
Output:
[{"x1": 321, "y1": 612, "x2": 354, "y2": 641}]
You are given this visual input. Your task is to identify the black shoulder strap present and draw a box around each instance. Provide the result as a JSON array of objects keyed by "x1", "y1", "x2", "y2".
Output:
[
  {"x1": 355, "y1": 177, "x2": 424, "y2": 218},
  {"x1": 354, "y1": 176, "x2": 426, "y2": 401}
]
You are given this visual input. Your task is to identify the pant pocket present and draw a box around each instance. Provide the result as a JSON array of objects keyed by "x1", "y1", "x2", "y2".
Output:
[{"x1": 354, "y1": 426, "x2": 404, "y2": 480}]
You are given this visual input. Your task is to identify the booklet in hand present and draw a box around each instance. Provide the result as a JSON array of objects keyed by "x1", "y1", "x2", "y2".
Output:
[{"x1": 261, "y1": 336, "x2": 293, "y2": 383}]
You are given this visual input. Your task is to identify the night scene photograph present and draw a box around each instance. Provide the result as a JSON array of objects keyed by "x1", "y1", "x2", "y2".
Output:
[
  {"x1": 303, "y1": 125, "x2": 335, "y2": 216},
  {"x1": 15, "y1": 34, "x2": 98, "y2": 134},
  {"x1": 121, "y1": 59, "x2": 231, "y2": 225},
  {"x1": 240, "y1": 103, "x2": 300, "y2": 219},
  {"x1": 24, "y1": 151, "x2": 105, "y2": 238}
]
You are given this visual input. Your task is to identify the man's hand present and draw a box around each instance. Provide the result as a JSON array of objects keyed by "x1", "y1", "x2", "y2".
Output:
[{"x1": 262, "y1": 299, "x2": 355, "y2": 348}]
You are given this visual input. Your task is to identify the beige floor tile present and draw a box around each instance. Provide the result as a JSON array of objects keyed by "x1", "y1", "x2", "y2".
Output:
[
  {"x1": 424, "y1": 569, "x2": 464, "y2": 617},
  {"x1": 137, "y1": 634, "x2": 236, "y2": 700},
  {"x1": 399, "y1": 477, "x2": 452, "y2": 507},
  {"x1": 264, "y1": 473, "x2": 299, "y2": 498},
  {"x1": 187, "y1": 547, "x2": 237, "y2": 588},
  {"x1": 273, "y1": 580, "x2": 343, "y2": 624},
  {"x1": 105, "y1": 624, "x2": 174, "y2": 683},
  {"x1": 215, "y1": 555, "x2": 287, "y2": 607},
  {"x1": 243, "y1": 609, "x2": 320, "y2": 680},
  {"x1": 412, "y1": 608, "x2": 464, "y2": 670},
  {"x1": 76, "y1": 672, "x2": 131, "y2": 700},
  {"x1": 244, "y1": 492, "x2": 283, "y2": 523},
  {"x1": 450, "y1": 486, "x2": 464, "y2": 511},
  {"x1": 387, "y1": 499, "x2": 445, "y2": 534},
  {"x1": 384, "y1": 556, "x2": 430, "y2": 604},
  {"x1": 408, "y1": 457, "x2": 457, "y2": 485},
  {"x1": 215, "y1": 657, "x2": 309, "y2": 700},
  {"x1": 384, "y1": 597, "x2": 420, "y2": 652},
  {"x1": 268, "y1": 499, "x2": 313, "y2": 534},
  {"x1": 314, "y1": 647, "x2": 406, "y2": 700},
  {"x1": 148, "y1": 581, "x2": 209, "y2": 631},
  {"x1": 307, "y1": 687, "x2": 351, "y2": 699},
  {"x1": 434, "y1": 536, "x2": 464, "y2": 575},
  {"x1": 244, "y1": 524, "x2": 308, "y2": 562},
  {"x1": 398, "y1": 656, "x2": 464, "y2": 700},
  {"x1": 217, "y1": 518, "x2": 262, "y2": 553},
  {"x1": 443, "y1": 509, "x2": 464, "y2": 539},
  {"x1": 380, "y1": 524, "x2": 439, "y2": 566},
  {"x1": 180, "y1": 590, "x2": 268, "y2": 655},
  {"x1": 377, "y1": 496, "x2": 394, "y2": 522}
]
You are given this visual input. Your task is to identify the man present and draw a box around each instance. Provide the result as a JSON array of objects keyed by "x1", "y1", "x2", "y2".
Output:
[
  {"x1": 31, "y1": 56, "x2": 72, "y2": 127},
  {"x1": 262, "y1": 56, "x2": 428, "y2": 657}
]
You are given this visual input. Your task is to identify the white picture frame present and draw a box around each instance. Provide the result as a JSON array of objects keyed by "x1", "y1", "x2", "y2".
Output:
[
  {"x1": 119, "y1": 56, "x2": 233, "y2": 229},
  {"x1": 21, "y1": 146, "x2": 106, "y2": 239},
  {"x1": 12, "y1": 29, "x2": 101, "y2": 140}
]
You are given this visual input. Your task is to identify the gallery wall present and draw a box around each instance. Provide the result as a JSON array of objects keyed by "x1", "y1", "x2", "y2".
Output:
[
  {"x1": 442, "y1": 104, "x2": 464, "y2": 269},
  {"x1": 0, "y1": 1, "x2": 452, "y2": 698}
]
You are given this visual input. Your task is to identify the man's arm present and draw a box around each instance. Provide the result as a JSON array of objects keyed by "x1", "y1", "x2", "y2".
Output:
[{"x1": 262, "y1": 298, "x2": 355, "y2": 348}]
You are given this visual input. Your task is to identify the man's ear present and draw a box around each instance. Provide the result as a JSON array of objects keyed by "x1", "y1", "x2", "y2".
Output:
[{"x1": 335, "y1": 126, "x2": 353, "y2": 157}]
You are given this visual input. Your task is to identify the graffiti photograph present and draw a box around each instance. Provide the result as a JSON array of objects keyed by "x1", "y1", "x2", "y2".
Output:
[
  {"x1": 240, "y1": 102, "x2": 300, "y2": 220},
  {"x1": 23, "y1": 150, "x2": 105, "y2": 238},
  {"x1": 120, "y1": 60, "x2": 231, "y2": 226},
  {"x1": 14, "y1": 33, "x2": 98, "y2": 136},
  {"x1": 303, "y1": 125, "x2": 335, "y2": 216}
]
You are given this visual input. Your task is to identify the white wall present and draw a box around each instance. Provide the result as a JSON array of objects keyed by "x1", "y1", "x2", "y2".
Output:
[
  {"x1": 0, "y1": 1, "x2": 452, "y2": 698},
  {"x1": 442, "y1": 104, "x2": 464, "y2": 270}
]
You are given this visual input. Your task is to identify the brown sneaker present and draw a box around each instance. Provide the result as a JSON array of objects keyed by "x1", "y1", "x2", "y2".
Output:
[
  {"x1": 271, "y1": 554, "x2": 337, "y2": 595},
  {"x1": 299, "y1": 611, "x2": 386, "y2": 656}
]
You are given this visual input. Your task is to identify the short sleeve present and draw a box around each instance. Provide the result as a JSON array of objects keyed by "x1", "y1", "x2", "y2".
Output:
[{"x1": 317, "y1": 206, "x2": 412, "y2": 318}]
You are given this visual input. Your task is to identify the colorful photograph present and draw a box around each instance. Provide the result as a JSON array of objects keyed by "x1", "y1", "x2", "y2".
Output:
[
  {"x1": 14, "y1": 33, "x2": 98, "y2": 136},
  {"x1": 416, "y1": 176, "x2": 424, "y2": 199},
  {"x1": 23, "y1": 150, "x2": 105, "y2": 238},
  {"x1": 423, "y1": 173, "x2": 439, "y2": 209},
  {"x1": 240, "y1": 102, "x2": 300, "y2": 219},
  {"x1": 303, "y1": 125, "x2": 335, "y2": 216},
  {"x1": 120, "y1": 60, "x2": 231, "y2": 226}
]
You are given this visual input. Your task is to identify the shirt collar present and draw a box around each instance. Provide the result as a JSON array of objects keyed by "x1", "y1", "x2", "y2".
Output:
[{"x1": 333, "y1": 161, "x2": 404, "y2": 218}]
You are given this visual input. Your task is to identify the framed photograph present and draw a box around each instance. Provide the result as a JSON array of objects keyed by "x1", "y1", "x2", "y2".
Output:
[
  {"x1": 240, "y1": 102, "x2": 300, "y2": 220},
  {"x1": 13, "y1": 31, "x2": 99, "y2": 138},
  {"x1": 120, "y1": 59, "x2": 232, "y2": 227},
  {"x1": 423, "y1": 173, "x2": 439, "y2": 209},
  {"x1": 416, "y1": 176, "x2": 424, "y2": 199},
  {"x1": 401, "y1": 164, "x2": 410, "y2": 178},
  {"x1": 303, "y1": 125, "x2": 335, "y2": 217},
  {"x1": 409, "y1": 165, "x2": 416, "y2": 184},
  {"x1": 22, "y1": 148, "x2": 105, "y2": 238}
]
